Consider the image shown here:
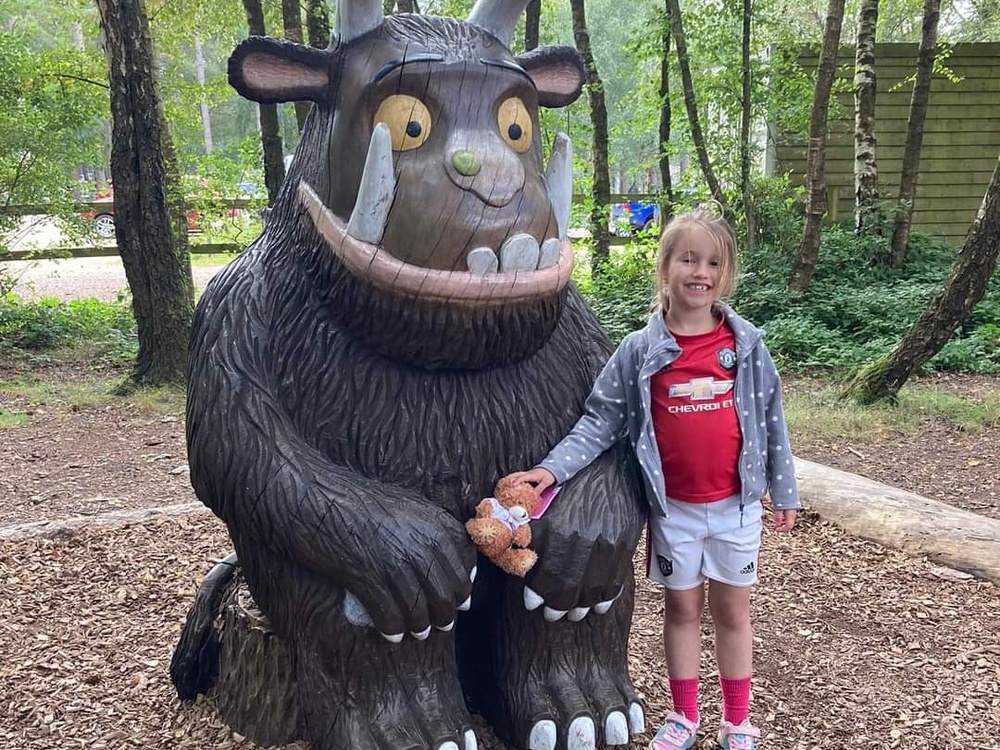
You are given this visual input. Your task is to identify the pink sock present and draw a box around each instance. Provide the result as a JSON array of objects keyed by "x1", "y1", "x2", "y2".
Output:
[
  {"x1": 719, "y1": 675, "x2": 751, "y2": 725},
  {"x1": 668, "y1": 677, "x2": 700, "y2": 724}
]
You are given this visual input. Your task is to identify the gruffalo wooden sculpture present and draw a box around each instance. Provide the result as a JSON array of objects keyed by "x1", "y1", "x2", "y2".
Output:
[{"x1": 170, "y1": 2, "x2": 647, "y2": 749}]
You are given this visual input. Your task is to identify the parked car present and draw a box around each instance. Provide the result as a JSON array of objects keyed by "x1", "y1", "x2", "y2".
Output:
[
  {"x1": 81, "y1": 186, "x2": 203, "y2": 238},
  {"x1": 610, "y1": 201, "x2": 660, "y2": 236}
]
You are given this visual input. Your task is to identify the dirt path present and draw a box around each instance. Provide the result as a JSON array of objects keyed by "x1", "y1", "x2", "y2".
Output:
[{"x1": 2, "y1": 256, "x2": 226, "y2": 302}]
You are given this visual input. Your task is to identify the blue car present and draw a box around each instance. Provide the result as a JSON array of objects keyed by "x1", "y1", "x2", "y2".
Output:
[{"x1": 610, "y1": 201, "x2": 660, "y2": 236}]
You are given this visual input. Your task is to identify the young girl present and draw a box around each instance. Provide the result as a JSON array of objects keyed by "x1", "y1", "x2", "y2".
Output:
[{"x1": 505, "y1": 207, "x2": 800, "y2": 750}]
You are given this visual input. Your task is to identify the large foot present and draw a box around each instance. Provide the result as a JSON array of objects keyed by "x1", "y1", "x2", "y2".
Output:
[{"x1": 485, "y1": 569, "x2": 645, "y2": 750}]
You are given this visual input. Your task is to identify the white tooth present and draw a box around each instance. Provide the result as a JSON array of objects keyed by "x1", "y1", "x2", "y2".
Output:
[
  {"x1": 342, "y1": 590, "x2": 374, "y2": 627},
  {"x1": 538, "y1": 237, "x2": 560, "y2": 269},
  {"x1": 628, "y1": 702, "x2": 645, "y2": 734},
  {"x1": 499, "y1": 233, "x2": 540, "y2": 272},
  {"x1": 604, "y1": 712, "x2": 629, "y2": 745},
  {"x1": 464, "y1": 729, "x2": 478, "y2": 750},
  {"x1": 544, "y1": 133, "x2": 572, "y2": 240},
  {"x1": 543, "y1": 606, "x2": 567, "y2": 622},
  {"x1": 528, "y1": 720, "x2": 557, "y2": 750},
  {"x1": 411, "y1": 626, "x2": 432, "y2": 640},
  {"x1": 524, "y1": 587, "x2": 544, "y2": 611},
  {"x1": 567, "y1": 606, "x2": 590, "y2": 621},
  {"x1": 346, "y1": 122, "x2": 395, "y2": 244},
  {"x1": 467, "y1": 247, "x2": 498, "y2": 274}
]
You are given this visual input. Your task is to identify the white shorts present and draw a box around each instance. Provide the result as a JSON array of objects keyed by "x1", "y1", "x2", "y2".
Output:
[{"x1": 646, "y1": 494, "x2": 763, "y2": 590}]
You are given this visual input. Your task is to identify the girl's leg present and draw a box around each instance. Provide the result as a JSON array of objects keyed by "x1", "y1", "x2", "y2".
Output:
[
  {"x1": 707, "y1": 581, "x2": 753, "y2": 725},
  {"x1": 662, "y1": 584, "x2": 705, "y2": 723}
]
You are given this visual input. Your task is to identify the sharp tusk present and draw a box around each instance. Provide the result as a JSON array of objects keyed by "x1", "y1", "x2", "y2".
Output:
[
  {"x1": 346, "y1": 122, "x2": 395, "y2": 245},
  {"x1": 544, "y1": 133, "x2": 572, "y2": 240}
]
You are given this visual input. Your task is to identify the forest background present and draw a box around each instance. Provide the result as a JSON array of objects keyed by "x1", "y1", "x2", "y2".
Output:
[{"x1": 0, "y1": 0, "x2": 998, "y2": 389}]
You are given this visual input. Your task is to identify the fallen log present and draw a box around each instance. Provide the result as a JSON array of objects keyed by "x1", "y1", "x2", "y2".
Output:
[{"x1": 795, "y1": 457, "x2": 1000, "y2": 585}]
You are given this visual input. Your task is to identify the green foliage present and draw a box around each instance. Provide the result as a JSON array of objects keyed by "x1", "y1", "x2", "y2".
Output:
[
  {"x1": 576, "y1": 177, "x2": 998, "y2": 374},
  {"x1": 0, "y1": 293, "x2": 136, "y2": 361},
  {"x1": 579, "y1": 242, "x2": 657, "y2": 344}
]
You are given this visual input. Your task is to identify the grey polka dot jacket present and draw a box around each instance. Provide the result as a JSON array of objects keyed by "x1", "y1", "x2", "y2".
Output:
[{"x1": 538, "y1": 304, "x2": 801, "y2": 519}]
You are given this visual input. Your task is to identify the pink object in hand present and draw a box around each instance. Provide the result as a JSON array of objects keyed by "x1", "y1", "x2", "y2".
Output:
[{"x1": 531, "y1": 485, "x2": 560, "y2": 519}]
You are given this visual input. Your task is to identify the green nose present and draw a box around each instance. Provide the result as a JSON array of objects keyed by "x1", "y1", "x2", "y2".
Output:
[{"x1": 452, "y1": 150, "x2": 481, "y2": 176}]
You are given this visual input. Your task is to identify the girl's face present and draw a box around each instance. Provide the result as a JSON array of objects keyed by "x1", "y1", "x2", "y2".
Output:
[{"x1": 662, "y1": 227, "x2": 724, "y2": 317}]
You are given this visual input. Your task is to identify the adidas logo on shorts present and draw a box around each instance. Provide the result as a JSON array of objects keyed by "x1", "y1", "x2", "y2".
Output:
[{"x1": 740, "y1": 561, "x2": 756, "y2": 575}]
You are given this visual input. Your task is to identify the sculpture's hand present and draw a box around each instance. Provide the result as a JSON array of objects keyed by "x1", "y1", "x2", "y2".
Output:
[
  {"x1": 332, "y1": 494, "x2": 478, "y2": 642},
  {"x1": 521, "y1": 446, "x2": 644, "y2": 622}
]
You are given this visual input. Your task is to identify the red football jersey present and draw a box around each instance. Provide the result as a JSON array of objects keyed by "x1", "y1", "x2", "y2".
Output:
[{"x1": 650, "y1": 317, "x2": 743, "y2": 502}]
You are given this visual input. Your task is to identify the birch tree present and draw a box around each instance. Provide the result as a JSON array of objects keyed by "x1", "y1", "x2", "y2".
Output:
[
  {"x1": 846, "y1": 157, "x2": 1000, "y2": 403},
  {"x1": 788, "y1": 0, "x2": 846, "y2": 293},
  {"x1": 854, "y1": 0, "x2": 879, "y2": 235},
  {"x1": 889, "y1": 0, "x2": 941, "y2": 267}
]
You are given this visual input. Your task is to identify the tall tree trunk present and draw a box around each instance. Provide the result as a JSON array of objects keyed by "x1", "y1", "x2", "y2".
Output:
[
  {"x1": 854, "y1": 0, "x2": 879, "y2": 235},
  {"x1": 525, "y1": 0, "x2": 540, "y2": 51},
  {"x1": 740, "y1": 0, "x2": 754, "y2": 251},
  {"x1": 658, "y1": 0, "x2": 674, "y2": 222},
  {"x1": 243, "y1": 0, "x2": 286, "y2": 204},
  {"x1": 845, "y1": 157, "x2": 1000, "y2": 404},
  {"x1": 194, "y1": 34, "x2": 214, "y2": 154},
  {"x1": 569, "y1": 0, "x2": 611, "y2": 274},
  {"x1": 788, "y1": 0, "x2": 846, "y2": 293},
  {"x1": 889, "y1": 0, "x2": 941, "y2": 267},
  {"x1": 95, "y1": 0, "x2": 194, "y2": 388},
  {"x1": 306, "y1": 0, "x2": 331, "y2": 48},
  {"x1": 282, "y1": 0, "x2": 311, "y2": 131},
  {"x1": 667, "y1": 0, "x2": 730, "y2": 220}
]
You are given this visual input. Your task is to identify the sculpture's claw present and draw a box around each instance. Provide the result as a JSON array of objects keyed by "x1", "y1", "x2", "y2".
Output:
[
  {"x1": 524, "y1": 586, "x2": 544, "y2": 611},
  {"x1": 470, "y1": 565, "x2": 477, "y2": 583},
  {"x1": 463, "y1": 729, "x2": 477, "y2": 750},
  {"x1": 543, "y1": 606, "x2": 567, "y2": 622},
  {"x1": 628, "y1": 702, "x2": 645, "y2": 734},
  {"x1": 411, "y1": 626, "x2": 431, "y2": 641},
  {"x1": 566, "y1": 716, "x2": 596, "y2": 750},
  {"x1": 528, "y1": 719, "x2": 557, "y2": 750},
  {"x1": 604, "y1": 711, "x2": 629, "y2": 745},
  {"x1": 567, "y1": 606, "x2": 590, "y2": 622},
  {"x1": 457, "y1": 595, "x2": 472, "y2": 611},
  {"x1": 434, "y1": 620, "x2": 455, "y2": 632},
  {"x1": 379, "y1": 631, "x2": 404, "y2": 643}
]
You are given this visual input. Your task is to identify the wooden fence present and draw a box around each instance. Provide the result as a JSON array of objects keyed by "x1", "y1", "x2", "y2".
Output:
[
  {"x1": 1, "y1": 195, "x2": 659, "y2": 261},
  {"x1": 772, "y1": 43, "x2": 1000, "y2": 247}
]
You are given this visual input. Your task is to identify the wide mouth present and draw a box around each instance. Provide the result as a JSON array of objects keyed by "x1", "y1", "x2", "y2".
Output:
[{"x1": 297, "y1": 124, "x2": 577, "y2": 307}]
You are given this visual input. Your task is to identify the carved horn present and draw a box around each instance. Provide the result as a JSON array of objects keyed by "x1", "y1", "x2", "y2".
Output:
[
  {"x1": 335, "y1": 0, "x2": 384, "y2": 43},
  {"x1": 467, "y1": 0, "x2": 532, "y2": 48}
]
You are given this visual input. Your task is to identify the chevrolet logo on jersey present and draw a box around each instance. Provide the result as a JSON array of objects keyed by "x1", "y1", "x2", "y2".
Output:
[{"x1": 668, "y1": 377, "x2": 735, "y2": 401}]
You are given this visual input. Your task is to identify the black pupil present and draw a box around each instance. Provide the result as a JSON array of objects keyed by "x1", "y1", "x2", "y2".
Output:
[
  {"x1": 406, "y1": 121, "x2": 422, "y2": 138},
  {"x1": 508, "y1": 123, "x2": 523, "y2": 140}
]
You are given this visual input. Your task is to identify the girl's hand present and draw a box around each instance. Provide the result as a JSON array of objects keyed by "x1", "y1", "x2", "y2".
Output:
[
  {"x1": 773, "y1": 509, "x2": 797, "y2": 532},
  {"x1": 503, "y1": 468, "x2": 557, "y2": 495}
]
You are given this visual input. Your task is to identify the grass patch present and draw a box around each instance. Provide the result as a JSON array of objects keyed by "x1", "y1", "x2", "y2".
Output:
[
  {"x1": 0, "y1": 374, "x2": 112, "y2": 409},
  {"x1": 128, "y1": 385, "x2": 186, "y2": 415},
  {"x1": 189, "y1": 252, "x2": 239, "y2": 267},
  {"x1": 0, "y1": 408, "x2": 29, "y2": 428},
  {"x1": 784, "y1": 379, "x2": 999, "y2": 442}
]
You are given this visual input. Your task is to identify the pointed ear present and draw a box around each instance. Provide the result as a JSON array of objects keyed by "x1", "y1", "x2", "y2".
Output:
[
  {"x1": 515, "y1": 46, "x2": 585, "y2": 108},
  {"x1": 228, "y1": 36, "x2": 331, "y2": 104}
]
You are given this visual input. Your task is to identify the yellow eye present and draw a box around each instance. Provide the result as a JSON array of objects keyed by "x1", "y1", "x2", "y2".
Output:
[
  {"x1": 497, "y1": 97, "x2": 532, "y2": 153},
  {"x1": 373, "y1": 95, "x2": 432, "y2": 151}
]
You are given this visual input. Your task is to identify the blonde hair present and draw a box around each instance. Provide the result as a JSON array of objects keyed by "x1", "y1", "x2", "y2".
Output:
[{"x1": 654, "y1": 206, "x2": 739, "y2": 311}]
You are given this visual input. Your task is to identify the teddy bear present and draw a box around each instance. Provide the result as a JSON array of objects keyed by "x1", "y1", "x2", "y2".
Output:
[{"x1": 465, "y1": 477, "x2": 542, "y2": 577}]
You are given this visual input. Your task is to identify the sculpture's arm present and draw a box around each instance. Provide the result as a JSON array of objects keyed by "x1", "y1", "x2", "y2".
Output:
[{"x1": 186, "y1": 289, "x2": 476, "y2": 639}]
